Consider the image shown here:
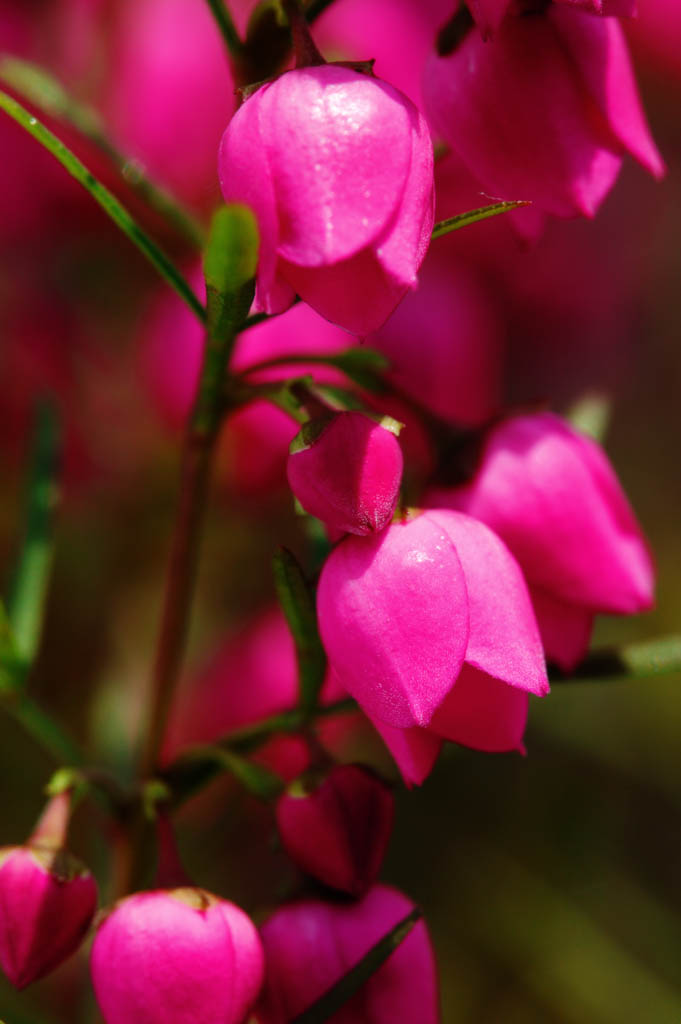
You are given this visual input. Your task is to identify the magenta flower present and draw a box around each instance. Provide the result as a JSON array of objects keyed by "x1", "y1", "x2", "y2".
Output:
[
  {"x1": 0, "y1": 844, "x2": 97, "y2": 989},
  {"x1": 276, "y1": 764, "x2": 394, "y2": 896},
  {"x1": 219, "y1": 65, "x2": 434, "y2": 335},
  {"x1": 287, "y1": 412, "x2": 403, "y2": 536},
  {"x1": 423, "y1": 6, "x2": 663, "y2": 220},
  {"x1": 427, "y1": 413, "x2": 654, "y2": 671},
  {"x1": 317, "y1": 511, "x2": 549, "y2": 784},
  {"x1": 91, "y1": 888, "x2": 263, "y2": 1024},
  {"x1": 254, "y1": 885, "x2": 439, "y2": 1023}
]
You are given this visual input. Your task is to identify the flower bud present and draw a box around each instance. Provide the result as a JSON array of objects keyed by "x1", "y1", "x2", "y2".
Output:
[
  {"x1": 0, "y1": 793, "x2": 97, "y2": 989},
  {"x1": 287, "y1": 412, "x2": 403, "y2": 536},
  {"x1": 276, "y1": 764, "x2": 394, "y2": 896},
  {"x1": 423, "y1": 7, "x2": 663, "y2": 222},
  {"x1": 254, "y1": 885, "x2": 438, "y2": 1023},
  {"x1": 317, "y1": 510, "x2": 549, "y2": 783},
  {"x1": 91, "y1": 888, "x2": 264, "y2": 1024},
  {"x1": 219, "y1": 64, "x2": 434, "y2": 335},
  {"x1": 427, "y1": 412, "x2": 655, "y2": 670}
]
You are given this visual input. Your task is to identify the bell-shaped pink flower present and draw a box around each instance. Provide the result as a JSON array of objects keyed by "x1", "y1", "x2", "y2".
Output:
[
  {"x1": 423, "y1": 7, "x2": 663, "y2": 221},
  {"x1": 287, "y1": 412, "x2": 403, "y2": 536},
  {"x1": 317, "y1": 510, "x2": 549, "y2": 784},
  {"x1": 0, "y1": 793, "x2": 97, "y2": 989},
  {"x1": 219, "y1": 65, "x2": 434, "y2": 335},
  {"x1": 465, "y1": 0, "x2": 637, "y2": 39},
  {"x1": 254, "y1": 885, "x2": 439, "y2": 1023},
  {"x1": 275, "y1": 764, "x2": 394, "y2": 896},
  {"x1": 427, "y1": 412, "x2": 655, "y2": 670},
  {"x1": 91, "y1": 888, "x2": 264, "y2": 1024}
]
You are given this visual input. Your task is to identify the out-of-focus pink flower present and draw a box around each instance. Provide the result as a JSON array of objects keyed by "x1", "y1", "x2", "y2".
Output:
[
  {"x1": 423, "y1": 7, "x2": 663, "y2": 221},
  {"x1": 466, "y1": 0, "x2": 637, "y2": 39},
  {"x1": 254, "y1": 885, "x2": 439, "y2": 1024},
  {"x1": 91, "y1": 888, "x2": 263, "y2": 1024},
  {"x1": 219, "y1": 65, "x2": 434, "y2": 335},
  {"x1": 287, "y1": 412, "x2": 403, "y2": 536},
  {"x1": 627, "y1": 0, "x2": 681, "y2": 82},
  {"x1": 427, "y1": 412, "x2": 655, "y2": 670},
  {"x1": 0, "y1": 793, "x2": 97, "y2": 990},
  {"x1": 368, "y1": 247, "x2": 504, "y2": 427},
  {"x1": 317, "y1": 510, "x2": 548, "y2": 784},
  {"x1": 275, "y1": 764, "x2": 394, "y2": 896},
  {"x1": 105, "y1": 0, "x2": 236, "y2": 206}
]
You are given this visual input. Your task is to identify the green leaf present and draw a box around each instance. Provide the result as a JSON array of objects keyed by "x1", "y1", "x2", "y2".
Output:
[
  {"x1": 324, "y1": 347, "x2": 389, "y2": 392},
  {"x1": 203, "y1": 0, "x2": 245, "y2": 57},
  {"x1": 0, "y1": 55, "x2": 204, "y2": 247},
  {"x1": 0, "y1": 89, "x2": 206, "y2": 324},
  {"x1": 432, "y1": 200, "x2": 531, "y2": 239},
  {"x1": 291, "y1": 908, "x2": 422, "y2": 1023},
  {"x1": 8, "y1": 402, "x2": 60, "y2": 668},
  {"x1": 203, "y1": 204, "x2": 259, "y2": 341},
  {"x1": 566, "y1": 392, "x2": 612, "y2": 444},
  {"x1": 273, "y1": 548, "x2": 327, "y2": 718}
]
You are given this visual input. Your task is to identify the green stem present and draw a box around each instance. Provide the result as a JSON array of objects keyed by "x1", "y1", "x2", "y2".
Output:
[
  {"x1": 0, "y1": 89, "x2": 206, "y2": 324},
  {"x1": 7, "y1": 693, "x2": 84, "y2": 765},
  {"x1": 204, "y1": 0, "x2": 244, "y2": 57},
  {"x1": 551, "y1": 634, "x2": 681, "y2": 684},
  {"x1": 0, "y1": 56, "x2": 205, "y2": 249}
]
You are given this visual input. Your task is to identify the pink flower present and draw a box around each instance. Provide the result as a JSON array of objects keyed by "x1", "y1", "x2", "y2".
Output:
[
  {"x1": 466, "y1": 0, "x2": 637, "y2": 39},
  {"x1": 317, "y1": 510, "x2": 548, "y2": 784},
  {"x1": 275, "y1": 764, "x2": 394, "y2": 896},
  {"x1": 254, "y1": 885, "x2": 439, "y2": 1024},
  {"x1": 219, "y1": 65, "x2": 434, "y2": 335},
  {"x1": 423, "y1": 7, "x2": 663, "y2": 221},
  {"x1": 91, "y1": 888, "x2": 263, "y2": 1024},
  {"x1": 427, "y1": 412, "x2": 655, "y2": 670},
  {"x1": 287, "y1": 412, "x2": 403, "y2": 536},
  {"x1": 0, "y1": 845, "x2": 97, "y2": 989}
]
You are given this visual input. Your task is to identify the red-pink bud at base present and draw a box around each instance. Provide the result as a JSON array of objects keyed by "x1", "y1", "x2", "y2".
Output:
[
  {"x1": 423, "y1": 8, "x2": 663, "y2": 222},
  {"x1": 276, "y1": 764, "x2": 394, "y2": 896},
  {"x1": 254, "y1": 885, "x2": 439, "y2": 1024},
  {"x1": 317, "y1": 510, "x2": 548, "y2": 782},
  {"x1": 91, "y1": 889, "x2": 263, "y2": 1024},
  {"x1": 427, "y1": 412, "x2": 655, "y2": 670},
  {"x1": 287, "y1": 412, "x2": 403, "y2": 536},
  {"x1": 219, "y1": 65, "x2": 434, "y2": 335},
  {"x1": 0, "y1": 845, "x2": 97, "y2": 989}
]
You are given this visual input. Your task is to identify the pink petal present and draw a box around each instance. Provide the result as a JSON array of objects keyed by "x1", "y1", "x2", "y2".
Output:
[
  {"x1": 429, "y1": 664, "x2": 529, "y2": 753},
  {"x1": 426, "y1": 510, "x2": 549, "y2": 696},
  {"x1": 529, "y1": 585, "x2": 594, "y2": 672},
  {"x1": 218, "y1": 88, "x2": 280, "y2": 294},
  {"x1": 317, "y1": 516, "x2": 470, "y2": 729},
  {"x1": 259, "y1": 66, "x2": 412, "y2": 267},
  {"x1": 551, "y1": 7, "x2": 665, "y2": 179},
  {"x1": 466, "y1": 0, "x2": 512, "y2": 37},
  {"x1": 370, "y1": 718, "x2": 442, "y2": 787}
]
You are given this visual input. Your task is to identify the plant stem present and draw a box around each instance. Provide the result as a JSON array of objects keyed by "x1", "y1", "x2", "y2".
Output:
[
  {"x1": 432, "y1": 200, "x2": 531, "y2": 240},
  {"x1": 204, "y1": 0, "x2": 244, "y2": 57},
  {"x1": 7, "y1": 692, "x2": 84, "y2": 765},
  {"x1": 0, "y1": 90, "x2": 206, "y2": 324},
  {"x1": 305, "y1": 0, "x2": 340, "y2": 22}
]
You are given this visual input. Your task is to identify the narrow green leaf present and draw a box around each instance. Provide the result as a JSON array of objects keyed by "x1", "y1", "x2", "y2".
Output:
[
  {"x1": 8, "y1": 403, "x2": 60, "y2": 667},
  {"x1": 166, "y1": 744, "x2": 284, "y2": 803},
  {"x1": 273, "y1": 548, "x2": 326, "y2": 718},
  {"x1": 203, "y1": 0, "x2": 244, "y2": 56},
  {"x1": 0, "y1": 89, "x2": 206, "y2": 324},
  {"x1": 551, "y1": 634, "x2": 681, "y2": 684},
  {"x1": 432, "y1": 200, "x2": 531, "y2": 240},
  {"x1": 0, "y1": 55, "x2": 205, "y2": 247},
  {"x1": 291, "y1": 909, "x2": 422, "y2": 1024}
]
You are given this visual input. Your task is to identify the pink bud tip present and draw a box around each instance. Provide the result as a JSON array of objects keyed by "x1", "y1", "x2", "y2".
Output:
[
  {"x1": 0, "y1": 844, "x2": 97, "y2": 989},
  {"x1": 287, "y1": 411, "x2": 404, "y2": 536},
  {"x1": 276, "y1": 764, "x2": 394, "y2": 896},
  {"x1": 90, "y1": 888, "x2": 264, "y2": 1024}
]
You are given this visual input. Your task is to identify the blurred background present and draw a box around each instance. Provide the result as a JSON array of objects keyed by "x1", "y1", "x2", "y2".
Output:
[{"x1": 0, "y1": 1, "x2": 680, "y2": 1021}]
